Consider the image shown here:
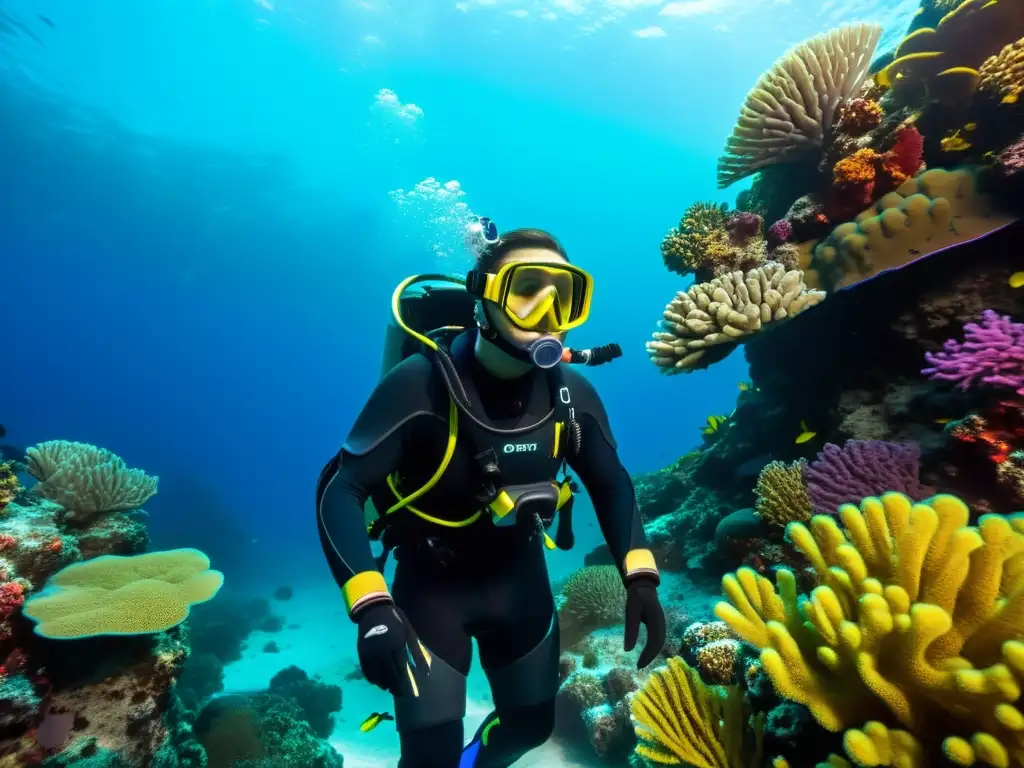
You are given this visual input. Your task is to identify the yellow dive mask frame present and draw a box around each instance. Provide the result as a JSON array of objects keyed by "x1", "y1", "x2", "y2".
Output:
[{"x1": 466, "y1": 261, "x2": 594, "y2": 333}]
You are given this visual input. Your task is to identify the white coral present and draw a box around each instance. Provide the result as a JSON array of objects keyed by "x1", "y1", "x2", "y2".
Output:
[
  {"x1": 716, "y1": 23, "x2": 882, "y2": 188},
  {"x1": 26, "y1": 440, "x2": 158, "y2": 518},
  {"x1": 647, "y1": 262, "x2": 826, "y2": 373}
]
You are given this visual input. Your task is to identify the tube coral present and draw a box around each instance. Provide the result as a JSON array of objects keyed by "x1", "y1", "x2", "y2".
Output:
[
  {"x1": 923, "y1": 310, "x2": 1024, "y2": 395},
  {"x1": 714, "y1": 492, "x2": 1024, "y2": 767},
  {"x1": 802, "y1": 440, "x2": 934, "y2": 516}
]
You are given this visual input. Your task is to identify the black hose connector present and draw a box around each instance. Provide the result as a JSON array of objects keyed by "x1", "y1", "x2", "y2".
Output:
[{"x1": 566, "y1": 343, "x2": 622, "y2": 366}]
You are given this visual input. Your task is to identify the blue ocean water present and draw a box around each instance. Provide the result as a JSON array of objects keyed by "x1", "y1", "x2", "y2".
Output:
[{"x1": 0, "y1": 0, "x2": 918, "y2": 765}]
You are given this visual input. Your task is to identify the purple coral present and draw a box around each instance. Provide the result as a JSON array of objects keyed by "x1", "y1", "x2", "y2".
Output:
[
  {"x1": 767, "y1": 219, "x2": 793, "y2": 247},
  {"x1": 922, "y1": 310, "x2": 1024, "y2": 395},
  {"x1": 726, "y1": 211, "x2": 762, "y2": 243},
  {"x1": 802, "y1": 440, "x2": 935, "y2": 516}
]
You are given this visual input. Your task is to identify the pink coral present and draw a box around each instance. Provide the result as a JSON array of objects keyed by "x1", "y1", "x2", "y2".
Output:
[
  {"x1": 767, "y1": 219, "x2": 793, "y2": 247},
  {"x1": 0, "y1": 582, "x2": 25, "y2": 618},
  {"x1": 923, "y1": 310, "x2": 1024, "y2": 395},
  {"x1": 0, "y1": 535, "x2": 17, "y2": 552},
  {"x1": 725, "y1": 211, "x2": 763, "y2": 243}
]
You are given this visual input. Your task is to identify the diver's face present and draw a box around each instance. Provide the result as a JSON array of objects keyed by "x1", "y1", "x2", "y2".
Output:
[{"x1": 486, "y1": 247, "x2": 569, "y2": 348}]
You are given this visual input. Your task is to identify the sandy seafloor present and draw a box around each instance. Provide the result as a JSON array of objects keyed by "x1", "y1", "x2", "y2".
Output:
[{"x1": 220, "y1": 565, "x2": 715, "y2": 768}]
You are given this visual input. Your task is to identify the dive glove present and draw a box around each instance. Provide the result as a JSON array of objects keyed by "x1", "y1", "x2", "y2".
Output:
[
  {"x1": 623, "y1": 577, "x2": 666, "y2": 669},
  {"x1": 356, "y1": 603, "x2": 431, "y2": 697}
]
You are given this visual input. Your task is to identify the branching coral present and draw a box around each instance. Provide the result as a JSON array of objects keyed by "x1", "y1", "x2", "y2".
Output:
[
  {"x1": 804, "y1": 167, "x2": 1016, "y2": 291},
  {"x1": 714, "y1": 492, "x2": 1024, "y2": 767},
  {"x1": 802, "y1": 440, "x2": 935, "y2": 516},
  {"x1": 26, "y1": 440, "x2": 159, "y2": 521},
  {"x1": 661, "y1": 204, "x2": 766, "y2": 281},
  {"x1": 630, "y1": 656, "x2": 762, "y2": 767},
  {"x1": 647, "y1": 262, "x2": 826, "y2": 374},
  {"x1": 923, "y1": 310, "x2": 1024, "y2": 395},
  {"x1": 754, "y1": 460, "x2": 813, "y2": 527},
  {"x1": 717, "y1": 24, "x2": 883, "y2": 188},
  {"x1": 875, "y1": 0, "x2": 1024, "y2": 106},
  {"x1": 979, "y1": 37, "x2": 1024, "y2": 105}
]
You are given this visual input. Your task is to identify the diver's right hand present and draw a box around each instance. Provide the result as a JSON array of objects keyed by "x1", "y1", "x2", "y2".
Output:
[{"x1": 355, "y1": 603, "x2": 431, "y2": 698}]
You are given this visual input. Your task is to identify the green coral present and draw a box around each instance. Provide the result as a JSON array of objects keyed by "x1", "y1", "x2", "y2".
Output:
[{"x1": 24, "y1": 548, "x2": 223, "y2": 639}]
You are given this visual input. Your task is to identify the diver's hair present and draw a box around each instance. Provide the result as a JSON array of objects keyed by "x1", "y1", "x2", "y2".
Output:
[{"x1": 475, "y1": 228, "x2": 569, "y2": 272}]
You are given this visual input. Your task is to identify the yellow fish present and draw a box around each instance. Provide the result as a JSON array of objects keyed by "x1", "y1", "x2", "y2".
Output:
[
  {"x1": 738, "y1": 381, "x2": 752, "y2": 392},
  {"x1": 934, "y1": 418, "x2": 952, "y2": 425},
  {"x1": 795, "y1": 421, "x2": 816, "y2": 444},
  {"x1": 1010, "y1": 271, "x2": 1024, "y2": 288},
  {"x1": 702, "y1": 415, "x2": 729, "y2": 436},
  {"x1": 360, "y1": 712, "x2": 395, "y2": 733}
]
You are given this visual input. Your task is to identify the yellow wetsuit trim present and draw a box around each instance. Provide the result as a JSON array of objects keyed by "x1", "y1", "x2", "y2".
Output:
[
  {"x1": 552, "y1": 421, "x2": 563, "y2": 458},
  {"x1": 624, "y1": 548, "x2": 659, "y2": 580},
  {"x1": 342, "y1": 571, "x2": 391, "y2": 615},
  {"x1": 385, "y1": 398, "x2": 459, "y2": 516}
]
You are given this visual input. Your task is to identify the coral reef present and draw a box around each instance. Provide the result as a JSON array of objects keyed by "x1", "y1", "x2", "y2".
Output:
[
  {"x1": 979, "y1": 37, "x2": 1024, "y2": 106},
  {"x1": 23, "y1": 549, "x2": 223, "y2": 639},
  {"x1": 557, "y1": 565, "x2": 626, "y2": 649},
  {"x1": 876, "y1": 0, "x2": 1024, "y2": 107},
  {"x1": 195, "y1": 687, "x2": 342, "y2": 768},
  {"x1": 923, "y1": 309, "x2": 1024, "y2": 395},
  {"x1": 803, "y1": 167, "x2": 1015, "y2": 292},
  {"x1": 715, "y1": 492, "x2": 1024, "y2": 766},
  {"x1": 630, "y1": 655, "x2": 763, "y2": 766},
  {"x1": 26, "y1": 441, "x2": 158, "y2": 525},
  {"x1": 661, "y1": 203, "x2": 767, "y2": 283},
  {"x1": 717, "y1": 24, "x2": 883, "y2": 188},
  {"x1": 802, "y1": 439, "x2": 935, "y2": 516},
  {"x1": 266, "y1": 666, "x2": 341, "y2": 740},
  {"x1": 647, "y1": 262, "x2": 826, "y2": 374},
  {"x1": 753, "y1": 460, "x2": 812, "y2": 527}
]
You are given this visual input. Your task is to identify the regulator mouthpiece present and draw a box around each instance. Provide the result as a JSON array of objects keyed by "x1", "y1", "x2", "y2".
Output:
[{"x1": 529, "y1": 337, "x2": 564, "y2": 369}]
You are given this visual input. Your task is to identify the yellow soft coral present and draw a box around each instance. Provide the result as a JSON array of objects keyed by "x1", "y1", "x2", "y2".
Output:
[
  {"x1": 662, "y1": 202, "x2": 730, "y2": 277},
  {"x1": 631, "y1": 656, "x2": 762, "y2": 767},
  {"x1": 755, "y1": 460, "x2": 813, "y2": 527},
  {"x1": 714, "y1": 493, "x2": 1024, "y2": 766}
]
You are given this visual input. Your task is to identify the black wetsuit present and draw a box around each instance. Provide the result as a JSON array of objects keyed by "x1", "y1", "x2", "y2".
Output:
[{"x1": 317, "y1": 330, "x2": 653, "y2": 768}]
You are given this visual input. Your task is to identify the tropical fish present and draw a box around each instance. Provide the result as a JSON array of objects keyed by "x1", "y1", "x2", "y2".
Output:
[
  {"x1": 1010, "y1": 271, "x2": 1024, "y2": 289},
  {"x1": 738, "y1": 381, "x2": 753, "y2": 392},
  {"x1": 360, "y1": 712, "x2": 394, "y2": 733},
  {"x1": 701, "y1": 415, "x2": 729, "y2": 436},
  {"x1": 934, "y1": 418, "x2": 952, "y2": 425},
  {"x1": 795, "y1": 421, "x2": 816, "y2": 444}
]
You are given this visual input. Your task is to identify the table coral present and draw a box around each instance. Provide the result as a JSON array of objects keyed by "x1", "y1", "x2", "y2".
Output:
[
  {"x1": 923, "y1": 309, "x2": 1024, "y2": 395},
  {"x1": 647, "y1": 262, "x2": 826, "y2": 374},
  {"x1": 717, "y1": 23, "x2": 883, "y2": 188},
  {"x1": 802, "y1": 440, "x2": 935, "y2": 516},
  {"x1": 875, "y1": 0, "x2": 1024, "y2": 106},
  {"x1": 805, "y1": 167, "x2": 1016, "y2": 291},
  {"x1": 980, "y1": 37, "x2": 1024, "y2": 104},
  {"x1": 714, "y1": 492, "x2": 1024, "y2": 767}
]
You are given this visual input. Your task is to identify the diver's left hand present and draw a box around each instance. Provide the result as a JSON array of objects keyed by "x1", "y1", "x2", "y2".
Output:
[{"x1": 623, "y1": 577, "x2": 666, "y2": 669}]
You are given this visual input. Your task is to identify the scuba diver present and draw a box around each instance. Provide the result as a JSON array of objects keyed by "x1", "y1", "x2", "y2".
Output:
[{"x1": 316, "y1": 222, "x2": 666, "y2": 768}]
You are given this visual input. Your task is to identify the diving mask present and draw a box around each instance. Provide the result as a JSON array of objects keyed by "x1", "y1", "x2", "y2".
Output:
[{"x1": 466, "y1": 261, "x2": 594, "y2": 334}]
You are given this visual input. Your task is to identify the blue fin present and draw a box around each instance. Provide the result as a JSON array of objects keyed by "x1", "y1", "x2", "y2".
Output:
[{"x1": 459, "y1": 738, "x2": 481, "y2": 768}]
